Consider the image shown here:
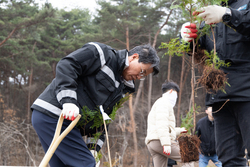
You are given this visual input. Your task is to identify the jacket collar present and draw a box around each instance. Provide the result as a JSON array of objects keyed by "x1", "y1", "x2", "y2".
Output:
[{"x1": 117, "y1": 49, "x2": 128, "y2": 73}]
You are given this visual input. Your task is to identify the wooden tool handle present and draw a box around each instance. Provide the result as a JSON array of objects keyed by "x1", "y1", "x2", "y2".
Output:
[{"x1": 39, "y1": 114, "x2": 81, "y2": 167}]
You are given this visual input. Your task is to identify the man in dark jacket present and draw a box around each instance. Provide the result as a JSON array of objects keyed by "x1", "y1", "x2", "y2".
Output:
[
  {"x1": 196, "y1": 107, "x2": 222, "y2": 167},
  {"x1": 181, "y1": 0, "x2": 250, "y2": 166},
  {"x1": 31, "y1": 42, "x2": 160, "y2": 167}
]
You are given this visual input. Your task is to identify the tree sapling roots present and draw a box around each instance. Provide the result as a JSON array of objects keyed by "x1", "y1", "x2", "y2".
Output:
[
  {"x1": 177, "y1": 134, "x2": 201, "y2": 163},
  {"x1": 198, "y1": 66, "x2": 228, "y2": 93}
]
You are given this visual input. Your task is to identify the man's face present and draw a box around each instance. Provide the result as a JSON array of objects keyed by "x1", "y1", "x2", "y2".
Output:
[
  {"x1": 122, "y1": 53, "x2": 153, "y2": 81},
  {"x1": 205, "y1": 107, "x2": 214, "y2": 120}
]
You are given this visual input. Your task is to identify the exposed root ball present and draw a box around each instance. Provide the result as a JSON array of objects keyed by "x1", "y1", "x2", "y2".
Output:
[
  {"x1": 177, "y1": 134, "x2": 201, "y2": 163},
  {"x1": 198, "y1": 66, "x2": 228, "y2": 93}
]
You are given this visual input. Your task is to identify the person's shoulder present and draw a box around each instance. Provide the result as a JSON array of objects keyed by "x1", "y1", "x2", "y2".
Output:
[
  {"x1": 84, "y1": 42, "x2": 112, "y2": 49},
  {"x1": 197, "y1": 116, "x2": 208, "y2": 124},
  {"x1": 157, "y1": 97, "x2": 171, "y2": 105},
  {"x1": 96, "y1": 42, "x2": 113, "y2": 49},
  {"x1": 153, "y1": 96, "x2": 162, "y2": 102},
  {"x1": 152, "y1": 97, "x2": 171, "y2": 109}
]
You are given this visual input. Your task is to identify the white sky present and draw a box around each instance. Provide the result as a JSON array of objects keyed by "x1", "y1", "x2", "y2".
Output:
[{"x1": 36, "y1": 0, "x2": 98, "y2": 13}]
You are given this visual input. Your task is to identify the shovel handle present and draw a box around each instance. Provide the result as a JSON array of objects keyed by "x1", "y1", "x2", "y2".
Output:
[{"x1": 39, "y1": 113, "x2": 81, "y2": 167}]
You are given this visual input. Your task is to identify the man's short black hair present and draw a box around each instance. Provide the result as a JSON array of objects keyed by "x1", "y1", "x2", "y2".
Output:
[
  {"x1": 162, "y1": 80, "x2": 180, "y2": 94},
  {"x1": 128, "y1": 44, "x2": 160, "y2": 75}
]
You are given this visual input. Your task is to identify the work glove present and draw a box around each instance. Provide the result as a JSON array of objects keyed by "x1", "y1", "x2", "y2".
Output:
[
  {"x1": 90, "y1": 150, "x2": 100, "y2": 167},
  {"x1": 62, "y1": 103, "x2": 79, "y2": 121},
  {"x1": 194, "y1": 5, "x2": 226, "y2": 25},
  {"x1": 175, "y1": 127, "x2": 188, "y2": 136},
  {"x1": 181, "y1": 22, "x2": 198, "y2": 42},
  {"x1": 163, "y1": 146, "x2": 171, "y2": 156},
  {"x1": 180, "y1": 127, "x2": 188, "y2": 134}
]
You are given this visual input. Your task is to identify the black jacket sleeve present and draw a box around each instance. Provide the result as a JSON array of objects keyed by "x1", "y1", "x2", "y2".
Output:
[
  {"x1": 228, "y1": 4, "x2": 250, "y2": 37},
  {"x1": 55, "y1": 44, "x2": 102, "y2": 105}
]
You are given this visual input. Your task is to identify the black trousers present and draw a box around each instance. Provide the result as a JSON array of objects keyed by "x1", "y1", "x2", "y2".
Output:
[{"x1": 213, "y1": 101, "x2": 250, "y2": 167}]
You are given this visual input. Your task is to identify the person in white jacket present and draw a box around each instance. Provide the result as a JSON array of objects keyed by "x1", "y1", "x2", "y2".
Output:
[{"x1": 145, "y1": 80, "x2": 187, "y2": 167}]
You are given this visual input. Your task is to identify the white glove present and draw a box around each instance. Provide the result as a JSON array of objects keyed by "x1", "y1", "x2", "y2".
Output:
[
  {"x1": 181, "y1": 22, "x2": 198, "y2": 42},
  {"x1": 196, "y1": 5, "x2": 226, "y2": 24},
  {"x1": 180, "y1": 127, "x2": 188, "y2": 134},
  {"x1": 163, "y1": 146, "x2": 171, "y2": 156},
  {"x1": 62, "y1": 103, "x2": 79, "y2": 121},
  {"x1": 90, "y1": 150, "x2": 100, "y2": 167}
]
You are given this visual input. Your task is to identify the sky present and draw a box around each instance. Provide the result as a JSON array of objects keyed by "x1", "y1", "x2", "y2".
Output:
[{"x1": 35, "y1": 0, "x2": 99, "y2": 13}]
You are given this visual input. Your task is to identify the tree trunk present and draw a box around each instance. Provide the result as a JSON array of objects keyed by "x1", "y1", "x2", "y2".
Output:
[
  {"x1": 167, "y1": 55, "x2": 172, "y2": 81},
  {"x1": 27, "y1": 68, "x2": 33, "y2": 123},
  {"x1": 177, "y1": 54, "x2": 185, "y2": 126},
  {"x1": 126, "y1": 26, "x2": 138, "y2": 167},
  {"x1": 118, "y1": 112, "x2": 129, "y2": 167},
  {"x1": 129, "y1": 94, "x2": 138, "y2": 167},
  {"x1": 52, "y1": 51, "x2": 57, "y2": 78},
  {"x1": 26, "y1": 41, "x2": 36, "y2": 166},
  {"x1": 126, "y1": 27, "x2": 129, "y2": 49},
  {"x1": 133, "y1": 80, "x2": 144, "y2": 109},
  {"x1": 190, "y1": 41, "x2": 196, "y2": 134},
  {"x1": 27, "y1": 41, "x2": 36, "y2": 123}
]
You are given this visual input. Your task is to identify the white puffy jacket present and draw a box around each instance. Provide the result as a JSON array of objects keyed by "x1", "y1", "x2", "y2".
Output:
[{"x1": 145, "y1": 94, "x2": 183, "y2": 146}]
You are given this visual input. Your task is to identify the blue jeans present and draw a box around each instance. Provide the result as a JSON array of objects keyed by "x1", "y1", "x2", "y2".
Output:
[
  {"x1": 199, "y1": 153, "x2": 222, "y2": 167},
  {"x1": 213, "y1": 101, "x2": 250, "y2": 166},
  {"x1": 32, "y1": 110, "x2": 95, "y2": 167}
]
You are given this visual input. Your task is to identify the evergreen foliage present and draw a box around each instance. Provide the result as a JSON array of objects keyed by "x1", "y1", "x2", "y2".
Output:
[
  {"x1": 77, "y1": 95, "x2": 129, "y2": 129},
  {"x1": 180, "y1": 104, "x2": 200, "y2": 134},
  {"x1": 94, "y1": 0, "x2": 171, "y2": 48}
]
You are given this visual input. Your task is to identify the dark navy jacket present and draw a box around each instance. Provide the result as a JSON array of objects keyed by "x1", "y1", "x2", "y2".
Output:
[
  {"x1": 31, "y1": 42, "x2": 135, "y2": 151},
  {"x1": 198, "y1": 0, "x2": 250, "y2": 105},
  {"x1": 196, "y1": 116, "x2": 216, "y2": 156}
]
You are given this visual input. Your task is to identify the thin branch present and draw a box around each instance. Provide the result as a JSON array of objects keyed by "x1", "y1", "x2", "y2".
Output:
[
  {"x1": 152, "y1": 9, "x2": 173, "y2": 47},
  {"x1": 0, "y1": 27, "x2": 18, "y2": 47}
]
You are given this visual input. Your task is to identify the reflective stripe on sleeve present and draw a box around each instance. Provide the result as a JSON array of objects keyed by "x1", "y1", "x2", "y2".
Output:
[
  {"x1": 33, "y1": 99, "x2": 61, "y2": 116},
  {"x1": 56, "y1": 90, "x2": 77, "y2": 102}
]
